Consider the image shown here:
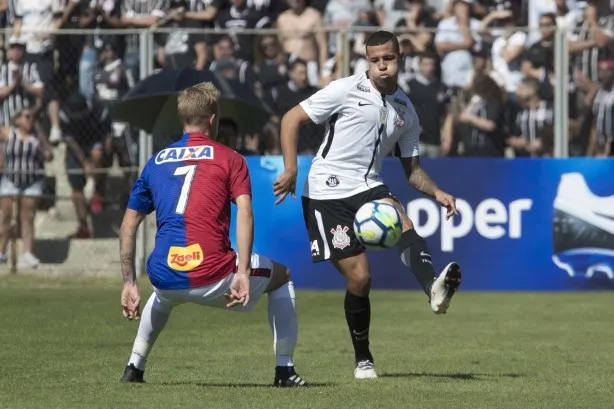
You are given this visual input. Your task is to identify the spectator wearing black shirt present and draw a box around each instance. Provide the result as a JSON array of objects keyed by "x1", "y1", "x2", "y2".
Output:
[
  {"x1": 263, "y1": 58, "x2": 318, "y2": 154},
  {"x1": 523, "y1": 12, "x2": 556, "y2": 77},
  {"x1": 587, "y1": 59, "x2": 614, "y2": 156},
  {"x1": 215, "y1": 0, "x2": 270, "y2": 62},
  {"x1": 252, "y1": 35, "x2": 289, "y2": 96},
  {"x1": 182, "y1": 0, "x2": 223, "y2": 69},
  {"x1": 155, "y1": 0, "x2": 206, "y2": 69},
  {"x1": 60, "y1": 75, "x2": 112, "y2": 238},
  {"x1": 406, "y1": 52, "x2": 452, "y2": 157},
  {"x1": 457, "y1": 74, "x2": 506, "y2": 157},
  {"x1": 79, "y1": 0, "x2": 124, "y2": 102},
  {"x1": 508, "y1": 76, "x2": 554, "y2": 157},
  {"x1": 209, "y1": 36, "x2": 258, "y2": 89}
]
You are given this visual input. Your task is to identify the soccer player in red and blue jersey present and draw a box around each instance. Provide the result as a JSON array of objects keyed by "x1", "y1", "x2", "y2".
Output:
[{"x1": 118, "y1": 82, "x2": 306, "y2": 387}]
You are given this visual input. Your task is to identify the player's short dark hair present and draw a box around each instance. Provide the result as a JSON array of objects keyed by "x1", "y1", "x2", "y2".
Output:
[
  {"x1": 288, "y1": 57, "x2": 308, "y2": 71},
  {"x1": 520, "y1": 76, "x2": 540, "y2": 92},
  {"x1": 365, "y1": 31, "x2": 400, "y2": 55}
]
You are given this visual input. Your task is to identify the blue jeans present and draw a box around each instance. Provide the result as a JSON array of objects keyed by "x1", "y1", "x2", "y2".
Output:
[{"x1": 79, "y1": 47, "x2": 98, "y2": 102}]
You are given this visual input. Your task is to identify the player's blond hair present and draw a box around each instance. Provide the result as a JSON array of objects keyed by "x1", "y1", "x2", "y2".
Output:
[{"x1": 177, "y1": 82, "x2": 221, "y2": 127}]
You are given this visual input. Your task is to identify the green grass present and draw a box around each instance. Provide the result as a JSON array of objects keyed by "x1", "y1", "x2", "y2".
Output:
[{"x1": 0, "y1": 276, "x2": 612, "y2": 409}]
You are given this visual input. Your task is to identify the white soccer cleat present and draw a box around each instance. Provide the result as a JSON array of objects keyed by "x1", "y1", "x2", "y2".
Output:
[
  {"x1": 354, "y1": 360, "x2": 378, "y2": 379},
  {"x1": 430, "y1": 262, "x2": 462, "y2": 314}
]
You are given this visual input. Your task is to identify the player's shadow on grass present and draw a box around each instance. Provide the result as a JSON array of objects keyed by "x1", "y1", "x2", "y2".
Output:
[
  {"x1": 379, "y1": 372, "x2": 523, "y2": 381},
  {"x1": 160, "y1": 381, "x2": 335, "y2": 388}
]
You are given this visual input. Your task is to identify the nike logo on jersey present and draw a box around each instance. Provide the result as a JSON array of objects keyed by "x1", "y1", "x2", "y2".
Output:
[
  {"x1": 358, "y1": 101, "x2": 372, "y2": 106},
  {"x1": 155, "y1": 145, "x2": 214, "y2": 164}
]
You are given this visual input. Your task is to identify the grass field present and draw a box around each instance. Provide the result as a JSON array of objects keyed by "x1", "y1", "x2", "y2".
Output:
[{"x1": 0, "y1": 276, "x2": 612, "y2": 409}]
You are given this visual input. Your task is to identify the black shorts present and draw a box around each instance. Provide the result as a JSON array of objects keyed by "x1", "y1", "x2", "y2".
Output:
[{"x1": 301, "y1": 185, "x2": 397, "y2": 263}]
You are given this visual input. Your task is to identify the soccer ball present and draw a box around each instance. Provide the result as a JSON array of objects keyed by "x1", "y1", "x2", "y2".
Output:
[{"x1": 353, "y1": 200, "x2": 403, "y2": 250}]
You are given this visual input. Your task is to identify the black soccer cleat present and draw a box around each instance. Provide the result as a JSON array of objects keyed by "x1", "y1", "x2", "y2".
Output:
[
  {"x1": 273, "y1": 365, "x2": 307, "y2": 387},
  {"x1": 120, "y1": 364, "x2": 145, "y2": 383}
]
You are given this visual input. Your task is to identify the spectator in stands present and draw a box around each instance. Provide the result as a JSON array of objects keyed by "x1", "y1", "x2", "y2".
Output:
[
  {"x1": 348, "y1": 8, "x2": 380, "y2": 75},
  {"x1": 491, "y1": 11, "x2": 527, "y2": 102},
  {"x1": 92, "y1": 41, "x2": 136, "y2": 209},
  {"x1": 434, "y1": 0, "x2": 482, "y2": 90},
  {"x1": 457, "y1": 74, "x2": 506, "y2": 157},
  {"x1": 121, "y1": 0, "x2": 169, "y2": 82},
  {"x1": 12, "y1": 0, "x2": 63, "y2": 145},
  {"x1": 508, "y1": 76, "x2": 554, "y2": 157},
  {"x1": 0, "y1": 108, "x2": 53, "y2": 268},
  {"x1": 215, "y1": 0, "x2": 270, "y2": 62},
  {"x1": 263, "y1": 58, "x2": 319, "y2": 154},
  {"x1": 82, "y1": 0, "x2": 124, "y2": 102},
  {"x1": 586, "y1": 59, "x2": 614, "y2": 156},
  {"x1": 156, "y1": 0, "x2": 207, "y2": 69},
  {"x1": 209, "y1": 36, "x2": 258, "y2": 88},
  {"x1": 252, "y1": 35, "x2": 289, "y2": 91},
  {"x1": 182, "y1": 0, "x2": 223, "y2": 70},
  {"x1": 323, "y1": 0, "x2": 371, "y2": 58},
  {"x1": 395, "y1": 0, "x2": 438, "y2": 53},
  {"x1": 570, "y1": 2, "x2": 614, "y2": 84},
  {"x1": 0, "y1": 38, "x2": 44, "y2": 128},
  {"x1": 406, "y1": 51, "x2": 453, "y2": 157},
  {"x1": 276, "y1": 0, "x2": 327, "y2": 86},
  {"x1": 59, "y1": 74, "x2": 112, "y2": 238},
  {"x1": 522, "y1": 18, "x2": 557, "y2": 104}
]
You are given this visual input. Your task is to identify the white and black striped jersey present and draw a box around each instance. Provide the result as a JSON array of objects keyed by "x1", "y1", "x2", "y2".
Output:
[
  {"x1": 0, "y1": 62, "x2": 43, "y2": 127},
  {"x1": 570, "y1": 16, "x2": 614, "y2": 82},
  {"x1": 122, "y1": 0, "x2": 168, "y2": 52},
  {"x1": 3, "y1": 127, "x2": 44, "y2": 187},
  {"x1": 593, "y1": 87, "x2": 614, "y2": 145},
  {"x1": 299, "y1": 72, "x2": 420, "y2": 200},
  {"x1": 514, "y1": 101, "x2": 554, "y2": 142}
]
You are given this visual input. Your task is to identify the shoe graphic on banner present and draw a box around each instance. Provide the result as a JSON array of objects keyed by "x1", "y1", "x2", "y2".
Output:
[{"x1": 552, "y1": 172, "x2": 614, "y2": 280}]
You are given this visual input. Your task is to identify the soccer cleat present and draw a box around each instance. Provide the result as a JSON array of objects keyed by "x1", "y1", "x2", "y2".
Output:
[
  {"x1": 18, "y1": 252, "x2": 39, "y2": 269},
  {"x1": 273, "y1": 366, "x2": 307, "y2": 387},
  {"x1": 552, "y1": 173, "x2": 614, "y2": 279},
  {"x1": 354, "y1": 360, "x2": 377, "y2": 379},
  {"x1": 120, "y1": 364, "x2": 145, "y2": 383},
  {"x1": 429, "y1": 262, "x2": 462, "y2": 314}
]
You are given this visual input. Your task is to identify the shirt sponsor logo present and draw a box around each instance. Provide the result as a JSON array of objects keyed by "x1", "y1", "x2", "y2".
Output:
[
  {"x1": 167, "y1": 243, "x2": 203, "y2": 271},
  {"x1": 357, "y1": 84, "x2": 370, "y2": 93},
  {"x1": 155, "y1": 145, "x2": 214, "y2": 164}
]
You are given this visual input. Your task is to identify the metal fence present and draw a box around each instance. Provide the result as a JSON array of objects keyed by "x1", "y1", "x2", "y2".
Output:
[{"x1": 0, "y1": 24, "x2": 606, "y2": 276}]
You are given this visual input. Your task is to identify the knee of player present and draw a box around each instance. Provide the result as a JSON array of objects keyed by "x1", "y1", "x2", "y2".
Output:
[{"x1": 348, "y1": 271, "x2": 371, "y2": 293}]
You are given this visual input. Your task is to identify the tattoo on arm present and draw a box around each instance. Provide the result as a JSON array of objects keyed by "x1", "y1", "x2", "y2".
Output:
[
  {"x1": 119, "y1": 212, "x2": 146, "y2": 284},
  {"x1": 407, "y1": 157, "x2": 438, "y2": 197}
]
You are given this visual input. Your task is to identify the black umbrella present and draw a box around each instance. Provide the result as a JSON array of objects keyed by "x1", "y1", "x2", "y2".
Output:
[{"x1": 111, "y1": 68, "x2": 271, "y2": 144}]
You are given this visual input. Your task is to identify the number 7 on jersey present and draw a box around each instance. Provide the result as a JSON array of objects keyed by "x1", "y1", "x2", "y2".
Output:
[{"x1": 173, "y1": 165, "x2": 196, "y2": 214}]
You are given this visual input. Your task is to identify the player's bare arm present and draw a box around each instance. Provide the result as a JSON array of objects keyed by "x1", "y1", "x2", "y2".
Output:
[
  {"x1": 273, "y1": 105, "x2": 312, "y2": 204},
  {"x1": 400, "y1": 156, "x2": 458, "y2": 220},
  {"x1": 119, "y1": 209, "x2": 146, "y2": 320},
  {"x1": 227, "y1": 194, "x2": 254, "y2": 307}
]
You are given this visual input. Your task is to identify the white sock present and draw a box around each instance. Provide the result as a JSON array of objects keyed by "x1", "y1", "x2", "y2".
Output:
[
  {"x1": 268, "y1": 281, "x2": 298, "y2": 367},
  {"x1": 128, "y1": 292, "x2": 173, "y2": 371}
]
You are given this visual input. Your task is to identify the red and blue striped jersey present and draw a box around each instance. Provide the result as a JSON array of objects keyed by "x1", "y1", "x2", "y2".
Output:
[{"x1": 127, "y1": 132, "x2": 251, "y2": 290}]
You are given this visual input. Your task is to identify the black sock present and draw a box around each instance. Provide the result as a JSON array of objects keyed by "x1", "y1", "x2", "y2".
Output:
[
  {"x1": 398, "y1": 229, "x2": 436, "y2": 295},
  {"x1": 344, "y1": 291, "x2": 373, "y2": 364}
]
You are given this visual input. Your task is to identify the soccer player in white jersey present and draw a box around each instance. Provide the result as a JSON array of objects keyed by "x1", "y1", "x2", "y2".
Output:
[{"x1": 273, "y1": 31, "x2": 462, "y2": 380}]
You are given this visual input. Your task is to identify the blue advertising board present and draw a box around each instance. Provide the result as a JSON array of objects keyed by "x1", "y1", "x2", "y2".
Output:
[{"x1": 230, "y1": 157, "x2": 614, "y2": 291}]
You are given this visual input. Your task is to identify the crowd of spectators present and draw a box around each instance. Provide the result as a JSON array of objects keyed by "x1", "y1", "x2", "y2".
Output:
[{"x1": 0, "y1": 0, "x2": 612, "y2": 243}]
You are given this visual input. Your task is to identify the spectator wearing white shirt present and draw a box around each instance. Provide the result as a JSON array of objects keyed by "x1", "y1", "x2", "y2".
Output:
[
  {"x1": 434, "y1": 0, "x2": 482, "y2": 89},
  {"x1": 491, "y1": 15, "x2": 528, "y2": 100}
]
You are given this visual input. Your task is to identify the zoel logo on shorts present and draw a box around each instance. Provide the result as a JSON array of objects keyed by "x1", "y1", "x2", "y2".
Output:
[
  {"x1": 330, "y1": 225, "x2": 351, "y2": 250},
  {"x1": 167, "y1": 243, "x2": 204, "y2": 271}
]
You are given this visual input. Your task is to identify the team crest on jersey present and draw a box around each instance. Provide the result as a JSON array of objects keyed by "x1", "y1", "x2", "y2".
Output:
[
  {"x1": 155, "y1": 145, "x2": 214, "y2": 164},
  {"x1": 167, "y1": 243, "x2": 203, "y2": 271},
  {"x1": 326, "y1": 175, "x2": 339, "y2": 187},
  {"x1": 330, "y1": 225, "x2": 351, "y2": 250}
]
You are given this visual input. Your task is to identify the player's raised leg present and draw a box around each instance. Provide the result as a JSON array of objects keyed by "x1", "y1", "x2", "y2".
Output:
[
  {"x1": 381, "y1": 197, "x2": 461, "y2": 314},
  {"x1": 331, "y1": 253, "x2": 377, "y2": 379}
]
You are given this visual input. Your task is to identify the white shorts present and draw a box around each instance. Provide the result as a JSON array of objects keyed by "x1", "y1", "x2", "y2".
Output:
[
  {"x1": 0, "y1": 177, "x2": 44, "y2": 198},
  {"x1": 154, "y1": 253, "x2": 274, "y2": 312}
]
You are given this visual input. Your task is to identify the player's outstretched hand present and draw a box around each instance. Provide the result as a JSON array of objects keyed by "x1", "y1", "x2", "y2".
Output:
[
  {"x1": 226, "y1": 269, "x2": 251, "y2": 308},
  {"x1": 273, "y1": 169, "x2": 297, "y2": 205},
  {"x1": 434, "y1": 189, "x2": 458, "y2": 220},
  {"x1": 121, "y1": 283, "x2": 141, "y2": 321}
]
